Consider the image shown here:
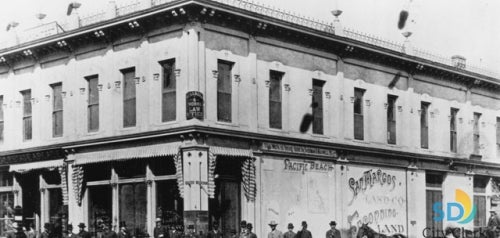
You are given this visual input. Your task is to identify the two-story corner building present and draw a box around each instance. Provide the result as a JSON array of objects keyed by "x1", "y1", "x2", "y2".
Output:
[{"x1": 0, "y1": 1, "x2": 499, "y2": 238}]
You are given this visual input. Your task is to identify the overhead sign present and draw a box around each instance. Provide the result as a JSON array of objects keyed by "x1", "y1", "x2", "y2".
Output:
[{"x1": 186, "y1": 91, "x2": 204, "y2": 120}]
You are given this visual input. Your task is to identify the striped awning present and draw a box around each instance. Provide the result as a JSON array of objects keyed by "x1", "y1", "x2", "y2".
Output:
[
  {"x1": 9, "y1": 159, "x2": 64, "y2": 173},
  {"x1": 209, "y1": 146, "x2": 253, "y2": 157},
  {"x1": 73, "y1": 143, "x2": 180, "y2": 165}
]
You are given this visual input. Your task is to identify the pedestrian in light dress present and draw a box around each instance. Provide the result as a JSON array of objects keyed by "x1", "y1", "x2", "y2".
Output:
[
  {"x1": 283, "y1": 223, "x2": 295, "y2": 238},
  {"x1": 267, "y1": 221, "x2": 282, "y2": 238}
]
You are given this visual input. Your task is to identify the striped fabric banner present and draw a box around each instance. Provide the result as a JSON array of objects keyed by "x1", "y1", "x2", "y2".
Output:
[
  {"x1": 241, "y1": 157, "x2": 256, "y2": 202},
  {"x1": 207, "y1": 152, "x2": 217, "y2": 199},
  {"x1": 58, "y1": 166, "x2": 69, "y2": 205},
  {"x1": 174, "y1": 152, "x2": 184, "y2": 198},
  {"x1": 72, "y1": 165, "x2": 84, "y2": 206}
]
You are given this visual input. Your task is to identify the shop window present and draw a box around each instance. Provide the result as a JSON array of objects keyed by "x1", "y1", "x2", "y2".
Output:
[
  {"x1": 119, "y1": 183, "x2": 147, "y2": 238},
  {"x1": 217, "y1": 60, "x2": 233, "y2": 123},
  {"x1": 49, "y1": 188, "x2": 64, "y2": 237},
  {"x1": 0, "y1": 95, "x2": 3, "y2": 142},
  {"x1": 149, "y1": 158, "x2": 176, "y2": 176},
  {"x1": 160, "y1": 59, "x2": 176, "y2": 122},
  {"x1": 312, "y1": 79, "x2": 325, "y2": 135},
  {"x1": 420, "y1": 102, "x2": 430, "y2": 149},
  {"x1": 450, "y1": 108, "x2": 458, "y2": 153},
  {"x1": 85, "y1": 164, "x2": 111, "y2": 182},
  {"x1": 353, "y1": 88, "x2": 364, "y2": 140},
  {"x1": 269, "y1": 71, "x2": 283, "y2": 129},
  {"x1": 211, "y1": 157, "x2": 242, "y2": 233},
  {"x1": 0, "y1": 171, "x2": 13, "y2": 238},
  {"x1": 88, "y1": 186, "x2": 112, "y2": 235},
  {"x1": 51, "y1": 83, "x2": 63, "y2": 137},
  {"x1": 425, "y1": 173, "x2": 443, "y2": 234},
  {"x1": 115, "y1": 160, "x2": 146, "y2": 179},
  {"x1": 86, "y1": 75, "x2": 99, "y2": 132},
  {"x1": 156, "y1": 180, "x2": 183, "y2": 226},
  {"x1": 122, "y1": 68, "x2": 136, "y2": 128},
  {"x1": 473, "y1": 176, "x2": 488, "y2": 227},
  {"x1": 21, "y1": 90, "x2": 32, "y2": 141},
  {"x1": 387, "y1": 95, "x2": 397, "y2": 144},
  {"x1": 18, "y1": 173, "x2": 40, "y2": 229},
  {"x1": 473, "y1": 113, "x2": 481, "y2": 155}
]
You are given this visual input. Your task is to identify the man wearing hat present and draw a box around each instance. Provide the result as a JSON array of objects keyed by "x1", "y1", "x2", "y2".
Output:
[
  {"x1": 154, "y1": 218, "x2": 168, "y2": 238},
  {"x1": 487, "y1": 210, "x2": 500, "y2": 238},
  {"x1": 239, "y1": 221, "x2": 247, "y2": 238},
  {"x1": 295, "y1": 222, "x2": 311, "y2": 238},
  {"x1": 245, "y1": 223, "x2": 257, "y2": 238},
  {"x1": 283, "y1": 223, "x2": 295, "y2": 238},
  {"x1": 207, "y1": 222, "x2": 222, "y2": 238},
  {"x1": 268, "y1": 221, "x2": 283, "y2": 238},
  {"x1": 326, "y1": 221, "x2": 340, "y2": 238},
  {"x1": 77, "y1": 223, "x2": 91, "y2": 238},
  {"x1": 118, "y1": 222, "x2": 131, "y2": 238},
  {"x1": 102, "y1": 223, "x2": 117, "y2": 238},
  {"x1": 63, "y1": 224, "x2": 76, "y2": 238},
  {"x1": 183, "y1": 225, "x2": 198, "y2": 238}
]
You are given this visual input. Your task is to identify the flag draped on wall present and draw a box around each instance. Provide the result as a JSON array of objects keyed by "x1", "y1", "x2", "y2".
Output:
[
  {"x1": 174, "y1": 152, "x2": 184, "y2": 198},
  {"x1": 58, "y1": 166, "x2": 68, "y2": 205},
  {"x1": 72, "y1": 165, "x2": 84, "y2": 206},
  {"x1": 208, "y1": 151, "x2": 216, "y2": 199},
  {"x1": 242, "y1": 157, "x2": 256, "y2": 202}
]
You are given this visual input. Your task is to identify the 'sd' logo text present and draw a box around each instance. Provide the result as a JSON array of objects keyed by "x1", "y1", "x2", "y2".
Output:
[{"x1": 433, "y1": 189, "x2": 476, "y2": 224}]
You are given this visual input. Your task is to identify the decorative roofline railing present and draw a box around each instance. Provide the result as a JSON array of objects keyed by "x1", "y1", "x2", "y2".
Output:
[{"x1": 1, "y1": 0, "x2": 498, "y2": 79}]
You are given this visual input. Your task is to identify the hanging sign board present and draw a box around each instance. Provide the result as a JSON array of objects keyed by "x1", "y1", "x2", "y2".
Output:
[{"x1": 186, "y1": 91, "x2": 204, "y2": 120}]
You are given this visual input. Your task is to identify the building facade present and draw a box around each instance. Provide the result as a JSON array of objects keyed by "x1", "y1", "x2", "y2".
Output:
[{"x1": 0, "y1": 1, "x2": 499, "y2": 238}]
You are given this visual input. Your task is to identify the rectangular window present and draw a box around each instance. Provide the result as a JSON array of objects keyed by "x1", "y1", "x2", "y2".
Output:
[
  {"x1": 421, "y1": 102, "x2": 430, "y2": 149},
  {"x1": 473, "y1": 176, "x2": 488, "y2": 227},
  {"x1": 122, "y1": 68, "x2": 136, "y2": 127},
  {"x1": 21, "y1": 90, "x2": 32, "y2": 141},
  {"x1": 87, "y1": 75, "x2": 99, "y2": 132},
  {"x1": 497, "y1": 117, "x2": 500, "y2": 147},
  {"x1": 426, "y1": 173, "x2": 443, "y2": 233},
  {"x1": 269, "y1": 71, "x2": 283, "y2": 129},
  {"x1": 0, "y1": 96, "x2": 3, "y2": 142},
  {"x1": 160, "y1": 59, "x2": 176, "y2": 122},
  {"x1": 312, "y1": 79, "x2": 325, "y2": 134},
  {"x1": 473, "y1": 112, "x2": 481, "y2": 154},
  {"x1": 450, "y1": 108, "x2": 459, "y2": 153},
  {"x1": 217, "y1": 60, "x2": 232, "y2": 122},
  {"x1": 51, "y1": 83, "x2": 63, "y2": 137},
  {"x1": 353, "y1": 88, "x2": 364, "y2": 140},
  {"x1": 387, "y1": 95, "x2": 397, "y2": 144}
]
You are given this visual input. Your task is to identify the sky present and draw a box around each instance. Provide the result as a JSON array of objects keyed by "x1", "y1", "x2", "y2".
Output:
[{"x1": 0, "y1": 0, "x2": 499, "y2": 73}]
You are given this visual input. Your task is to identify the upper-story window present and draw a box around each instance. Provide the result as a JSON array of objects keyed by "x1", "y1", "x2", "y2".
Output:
[
  {"x1": 420, "y1": 102, "x2": 430, "y2": 149},
  {"x1": 122, "y1": 68, "x2": 136, "y2": 127},
  {"x1": 473, "y1": 112, "x2": 481, "y2": 154},
  {"x1": 0, "y1": 95, "x2": 3, "y2": 142},
  {"x1": 217, "y1": 60, "x2": 233, "y2": 123},
  {"x1": 86, "y1": 75, "x2": 99, "y2": 132},
  {"x1": 269, "y1": 70, "x2": 283, "y2": 129},
  {"x1": 160, "y1": 59, "x2": 176, "y2": 122},
  {"x1": 387, "y1": 95, "x2": 397, "y2": 144},
  {"x1": 497, "y1": 117, "x2": 500, "y2": 150},
  {"x1": 21, "y1": 90, "x2": 32, "y2": 141},
  {"x1": 312, "y1": 79, "x2": 325, "y2": 135},
  {"x1": 51, "y1": 83, "x2": 63, "y2": 137},
  {"x1": 450, "y1": 108, "x2": 459, "y2": 153},
  {"x1": 353, "y1": 88, "x2": 365, "y2": 140}
]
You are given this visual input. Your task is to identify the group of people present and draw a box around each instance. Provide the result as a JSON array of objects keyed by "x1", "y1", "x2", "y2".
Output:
[{"x1": 215, "y1": 220, "x2": 341, "y2": 238}]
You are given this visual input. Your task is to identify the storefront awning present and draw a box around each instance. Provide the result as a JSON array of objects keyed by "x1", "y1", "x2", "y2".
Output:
[
  {"x1": 9, "y1": 159, "x2": 64, "y2": 173},
  {"x1": 209, "y1": 146, "x2": 253, "y2": 157},
  {"x1": 73, "y1": 143, "x2": 180, "y2": 165}
]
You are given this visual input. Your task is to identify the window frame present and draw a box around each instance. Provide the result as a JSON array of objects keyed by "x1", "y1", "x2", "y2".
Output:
[
  {"x1": 51, "y1": 83, "x2": 63, "y2": 137},
  {"x1": 269, "y1": 70, "x2": 283, "y2": 129},
  {"x1": 353, "y1": 88, "x2": 365, "y2": 140},
  {"x1": 387, "y1": 95, "x2": 398, "y2": 144},
  {"x1": 217, "y1": 60, "x2": 233, "y2": 123},
  {"x1": 420, "y1": 102, "x2": 430, "y2": 149},
  {"x1": 473, "y1": 112, "x2": 481, "y2": 154},
  {"x1": 312, "y1": 79, "x2": 325, "y2": 135},
  {"x1": 160, "y1": 59, "x2": 176, "y2": 123},
  {"x1": 450, "y1": 108, "x2": 459, "y2": 153},
  {"x1": 121, "y1": 67, "x2": 137, "y2": 128},
  {"x1": 86, "y1": 75, "x2": 100, "y2": 132},
  {"x1": 21, "y1": 89, "x2": 32, "y2": 141},
  {"x1": 0, "y1": 95, "x2": 3, "y2": 142}
]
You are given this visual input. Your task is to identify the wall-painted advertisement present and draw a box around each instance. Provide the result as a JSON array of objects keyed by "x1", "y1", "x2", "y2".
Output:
[{"x1": 344, "y1": 166, "x2": 407, "y2": 237}]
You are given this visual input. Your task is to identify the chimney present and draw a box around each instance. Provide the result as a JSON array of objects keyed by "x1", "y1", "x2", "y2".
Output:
[
  {"x1": 451, "y1": 55, "x2": 466, "y2": 69},
  {"x1": 106, "y1": 1, "x2": 117, "y2": 19}
]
